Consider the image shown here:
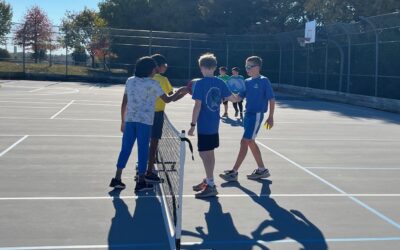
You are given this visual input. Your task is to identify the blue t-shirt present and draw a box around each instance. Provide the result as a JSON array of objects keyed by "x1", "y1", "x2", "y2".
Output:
[
  {"x1": 192, "y1": 77, "x2": 231, "y2": 134},
  {"x1": 240, "y1": 75, "x2": 275, "y2": 113}
]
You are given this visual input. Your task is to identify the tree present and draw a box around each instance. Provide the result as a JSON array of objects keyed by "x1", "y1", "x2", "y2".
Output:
[
  {"x1": 304, "y1": 0, "x2": 400, "y2": 23},
  {"x1": 14, "y1": 6, "x2": 53, "y2": 63},
  {"x1": 71, "y1": 45, "x2": 88, "y2": 65},
  {"x1": 61, "y1": 8, "x2": 108, "y2": 68},
  {"x1": 0, "y1": 0, "x2": 12, "y2": 45}
]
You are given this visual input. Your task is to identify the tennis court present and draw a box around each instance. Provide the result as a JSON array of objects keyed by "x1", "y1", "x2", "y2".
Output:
[{"x1": 0, "y1": 80, "x2": 399, "y2": 250}]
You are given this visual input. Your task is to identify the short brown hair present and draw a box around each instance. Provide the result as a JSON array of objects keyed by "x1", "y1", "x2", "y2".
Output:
[
  {"x1": 198, "y1": 53, "x2": 217, "y2": 69},
  {"x1": 246, "y1": 56, "x2": 262, "y2": 68}
]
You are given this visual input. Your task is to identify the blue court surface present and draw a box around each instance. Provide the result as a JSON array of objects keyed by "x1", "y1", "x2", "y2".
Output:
[{"x1": 0, "y1": 80, "x2": 399, "y2": 250}]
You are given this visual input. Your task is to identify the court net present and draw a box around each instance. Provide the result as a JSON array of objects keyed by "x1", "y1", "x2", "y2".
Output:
[{"x1": 156, "y1": 113, "x2": 193, "y2": 250}]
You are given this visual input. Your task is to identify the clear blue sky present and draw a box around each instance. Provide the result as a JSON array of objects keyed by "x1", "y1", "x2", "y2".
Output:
[{"x1": 7, "y1": 0, "x2": 101, "y2": 25}]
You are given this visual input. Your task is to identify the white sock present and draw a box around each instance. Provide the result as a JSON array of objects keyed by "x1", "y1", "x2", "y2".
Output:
[
  {"x1": 206, "y1": 178, "x2": 215, "y2": 186},
  {"x1": 258, "y1": 166, "x2": 266, "y2": 171}
]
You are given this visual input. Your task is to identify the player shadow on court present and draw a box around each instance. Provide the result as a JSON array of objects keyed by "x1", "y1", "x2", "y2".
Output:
[
  {"x1": 182, "y1": 197, "x2": 268, "y2": 250},
  {"x1": 221, "y1": 116, "x2": 243, "y2": 127},
  {"x1": 221, "y1": 180, "x2": 328, "y2": 250},
  {"x1": 107, "y1": 189, "x2": 170, "y2": 250}
]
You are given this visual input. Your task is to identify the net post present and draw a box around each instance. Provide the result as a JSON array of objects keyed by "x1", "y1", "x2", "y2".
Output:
[{"x1": 175, "y1": 129, "x2": 186, "y2": 249}]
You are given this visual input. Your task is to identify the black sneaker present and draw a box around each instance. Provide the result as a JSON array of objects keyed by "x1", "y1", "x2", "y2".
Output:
[
  {"x1": 109, "y1": 178, "x2": 126, "y2": 189},
  {"x1": 145, "y1": 172, "x2": 163, "y2": 183},
  {"x1": 135, "y1": 181, "x2": 154, "y2": 192}
]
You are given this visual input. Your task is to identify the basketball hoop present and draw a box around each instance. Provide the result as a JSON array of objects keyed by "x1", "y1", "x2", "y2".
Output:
[{"x1": 297, "y1": 37, "x2": 311, "y2": 47}]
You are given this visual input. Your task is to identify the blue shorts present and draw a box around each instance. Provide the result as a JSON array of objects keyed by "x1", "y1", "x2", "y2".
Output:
[
  {"x1": 243, "y1": 112, "x2": 264, "y2": 140},
  {"x1": 151, "y1": 111, "x2": 164, "y2": 139}
]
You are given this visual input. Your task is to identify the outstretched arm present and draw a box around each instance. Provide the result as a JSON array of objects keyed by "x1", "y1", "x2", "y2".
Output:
[{"x1": 160, "y1": 87, "x2": 189, "y2": 103}]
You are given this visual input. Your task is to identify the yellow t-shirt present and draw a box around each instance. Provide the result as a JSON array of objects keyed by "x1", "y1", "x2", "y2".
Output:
[{"x1": 153, "y1": 74, "x2": 173, "y2": 111}]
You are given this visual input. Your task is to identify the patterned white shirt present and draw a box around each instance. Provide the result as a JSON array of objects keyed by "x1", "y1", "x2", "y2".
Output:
[{"x1": 124, "y1": 76, "x2": 164, "y2": 125}]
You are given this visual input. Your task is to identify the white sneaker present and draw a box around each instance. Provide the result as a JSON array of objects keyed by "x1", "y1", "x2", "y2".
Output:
[{"x1": 247, "y1": 168, "x2": 270, "y2": 180}]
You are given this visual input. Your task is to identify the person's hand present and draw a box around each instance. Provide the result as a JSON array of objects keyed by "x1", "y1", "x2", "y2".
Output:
[
  {"x1": 265, "y1": 116, "x2": 274, "y2": 129},
  {"x1": 120, "y1": 122, "x2": 125, "y2": 133},
  {"x1": 188, "y1": 126, "x2": 195, "y2": 136}
]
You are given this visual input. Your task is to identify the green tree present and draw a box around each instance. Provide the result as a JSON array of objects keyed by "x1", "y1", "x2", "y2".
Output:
[
  {"x1": 61, "y1": 7, "x2": 108, "y2": 68},
  {"x1": 71, "y1": 45, "x2": 88, "y2": 65},
  {"x1": 304, "y1": 0, "x2": 400, "y2": 23},
  {"x1": 0, "y1": 0, "x2": 12, "y2": 45}
]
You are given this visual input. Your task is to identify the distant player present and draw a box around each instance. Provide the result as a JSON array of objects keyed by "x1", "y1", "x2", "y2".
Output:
[
  {"x1": 219, "y1": 56, "x2": 275, "y2": 182},
  {"x1": 227, "y1": 67, "x2": 245, "y2": 119},
  {"x1": 217, "y1": 66, "x2": 230, "y2": 117}
]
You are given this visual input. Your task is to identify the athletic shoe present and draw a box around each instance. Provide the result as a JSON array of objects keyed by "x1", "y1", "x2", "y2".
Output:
[
  {"x1": 247, "y1": 168, "x2": 271, "y2": 180},
  {"x1": 145, "y1": 172, "x2": 163, "y2": 183},
  {"x1": 192, "y1": 179, "x2": 207, "y2": 192},
  {"x1": 222, "y1": 113, "x2": 228, "y2": 117},
  {"x1": 219, "y1": 170, "x2": 238, "y2": 182},
  {"x1": 195, "y1": 185, "x2": 218, "y2": 198},
  {"x1": 109, "y1": 178, "x2": 126, "y2": 189},
  {"x1": 134, "y1": 181, "x2": 154, "y2": 192},
  {"x1": 234, "y1": 111, "x2": 238, "y2": 117}
]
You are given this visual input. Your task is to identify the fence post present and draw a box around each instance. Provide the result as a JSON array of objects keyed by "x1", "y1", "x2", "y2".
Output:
[
  {"x1": 226, "y1": 39, "x2": 229, "y2": 69},
  {"x1": 360, "y1": 16, "x2": 379, "y2": 97},
  {"x1": 22, "y1": 24, "x2": 26, "y2": 74},
  {"x1": 149, "y1": 30, "x2": 153, "y2": 55},
  {"x1": 291, "y1": 42, "x2": 295, "y2": 85},
  {"x1": 188, "y1": 36, "x2": 192, "y2": 80},
  {"x1": 306, "y1": 45, "x2": 310, "y2": 88},
  {"x1": 278, "y1": 42, "x2": 282, "y2": 87},
  {"x1": 323, "y1": 41, "x2": 328, "y2": 89}
]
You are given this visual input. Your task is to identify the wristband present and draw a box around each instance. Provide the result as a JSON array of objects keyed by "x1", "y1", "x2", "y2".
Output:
[{"x1": 190, "y1": 123, "x2": 196, "y2": 127}]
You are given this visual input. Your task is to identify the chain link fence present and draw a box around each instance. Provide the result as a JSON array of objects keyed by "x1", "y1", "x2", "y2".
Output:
[{"x1": 0, "y1": 12, "x2": 399, "y2": 99}]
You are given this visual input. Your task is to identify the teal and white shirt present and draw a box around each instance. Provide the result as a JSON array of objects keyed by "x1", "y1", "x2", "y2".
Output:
[{"x1": 124, "y1": 76, "x2": 164, "y2": 125}]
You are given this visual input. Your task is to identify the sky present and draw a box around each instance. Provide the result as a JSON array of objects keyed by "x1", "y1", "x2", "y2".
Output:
[{"x1": 7, "y1": 0, "x2": 101, "y2": 26}]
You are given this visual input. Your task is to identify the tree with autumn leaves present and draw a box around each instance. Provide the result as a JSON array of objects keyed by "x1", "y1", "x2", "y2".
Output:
[{"x1": 14, "y1": 6, "x2": 53, "y2": 63}]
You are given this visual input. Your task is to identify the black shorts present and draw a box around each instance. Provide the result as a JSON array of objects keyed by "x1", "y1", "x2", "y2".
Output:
[
  {"x1": 151, "y1": 111, "x2": 164, "y2": 139},
  {"x1": 198, "y1": 133, "x2": 219, "y2": 152}
]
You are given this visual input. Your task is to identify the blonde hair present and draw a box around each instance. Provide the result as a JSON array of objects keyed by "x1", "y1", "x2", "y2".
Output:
[
  {"x1": 246, "y1": 56, "x2": 263, "y2": 68},
  {"x1": 198, "y1": 53, "x2": 217, "y2": 69}
]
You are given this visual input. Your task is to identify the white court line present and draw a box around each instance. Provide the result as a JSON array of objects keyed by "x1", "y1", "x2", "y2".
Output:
[
  {"x1": 306, "y1": 167, "x2": 400, "y2": 170},
  {"x1": 1, "y1": 193, "x2": 400, "y2": 201},
  {"x1": 0, "y1": 100, "x2": 68, "y2": 105},
  {"x1": 29, "y1": 87, "x2": 45, "y2": 93},
  {"x1": 257, "y1": 137, "x2": 400, "y2": 142},
  {"x1": 0, "y1": 106, "x2": 59, "y2": 109},
  {"x1": 182, "y1": 237, "x2": 400, "y2": 247},
  {"x1": 0, "y1": 134, "x2": 121, "y2": 138},
  {"x1": 0, "y1": 97, "x2": 119, "y2": 104},
  {"x1": 50, "y1": 100, "x2": 75, "y2": 119},
  {"x1": 1, "y1": 237, "x2": 400, "y2": 250},
  {"x1": 0, "y1": 100, "x2": 118, "y2": 107},
  {"x1": 0, "y1": 135, "x2": 29, "y2": 158},
  {"x1": 256, "y1": 140, "x2": 400, "y2": 230},
  {"x1": 1, "y1": 134, "x2": 399, "y2": 144}
]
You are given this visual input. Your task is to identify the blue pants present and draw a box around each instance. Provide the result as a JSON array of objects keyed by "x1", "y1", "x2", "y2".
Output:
[{"x1": 116, "y1": 122, "x2": 151, "y2": 175}]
